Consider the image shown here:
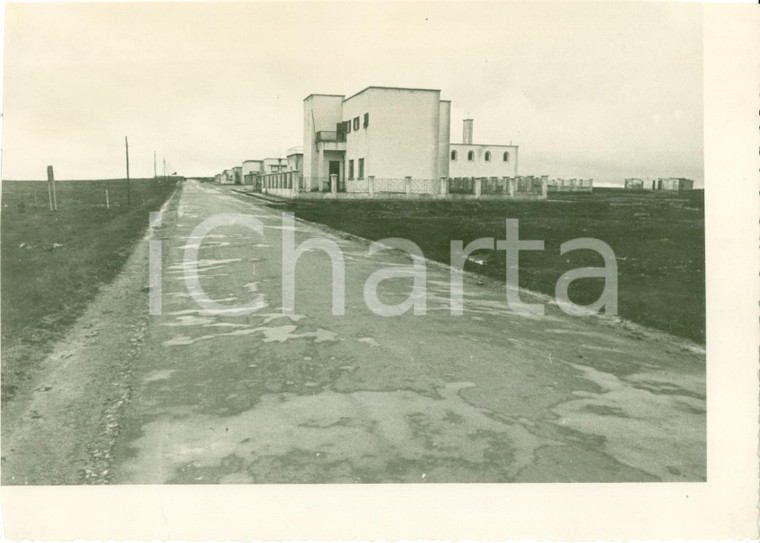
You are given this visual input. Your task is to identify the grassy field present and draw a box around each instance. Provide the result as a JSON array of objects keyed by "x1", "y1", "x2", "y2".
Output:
[
  {"x1": 280, "y1": 188, "x2": 705, "y2": 343},
  {"x1": 1, "y1": 178, "x2": 179, "y2": 404}
]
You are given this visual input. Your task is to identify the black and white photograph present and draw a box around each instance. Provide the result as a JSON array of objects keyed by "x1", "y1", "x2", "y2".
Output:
[{"x1": 0, "y1": 0, "x2": 756, "y2": 540}]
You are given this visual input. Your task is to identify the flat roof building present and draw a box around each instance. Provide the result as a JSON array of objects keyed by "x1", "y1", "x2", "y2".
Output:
[{"x1": 302, "y1": 86, "x2": 518, "y2": 192}]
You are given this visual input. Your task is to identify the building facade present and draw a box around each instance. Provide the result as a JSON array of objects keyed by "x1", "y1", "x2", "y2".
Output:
[{"x1": 303, "y1": 87, "x2": 452, "y2": 190}]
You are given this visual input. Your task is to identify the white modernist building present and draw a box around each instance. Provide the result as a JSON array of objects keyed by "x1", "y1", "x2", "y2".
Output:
[
  {"x1": 303, "y1": 87, "x2": 452, "y2": 188},
  {"x1": 302, "y1": 86, "x2": 519, "y2": 193}
]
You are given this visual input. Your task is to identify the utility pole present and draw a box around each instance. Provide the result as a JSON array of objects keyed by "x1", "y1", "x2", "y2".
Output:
[{"x1": 125, "y1": 136, "x2": 131, "y2": 207}]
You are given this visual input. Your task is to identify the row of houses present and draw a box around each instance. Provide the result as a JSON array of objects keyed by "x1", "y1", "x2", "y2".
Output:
[
  {"x1": 624, "y1": 177, "x2": 695, "y2": 192},
  {"x1": 214, "y1": 85, "x2": 593, "y2": 199}
]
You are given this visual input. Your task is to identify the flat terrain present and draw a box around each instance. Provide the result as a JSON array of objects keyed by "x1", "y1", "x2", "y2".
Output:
[
  {"x1": 280, "y1": 188, "x2": 705, "y2": 343},
  {"x1": 1, "y1": 181, "x2": 705, "y2": 484},
  {"x1": 1, "y1": 178, "x2": 178, "y2": 404}
]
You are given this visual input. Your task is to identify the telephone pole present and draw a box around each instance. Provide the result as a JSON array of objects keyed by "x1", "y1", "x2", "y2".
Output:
[{"x1": 125, "y1": 136, "x2": 131, "y2": 207}]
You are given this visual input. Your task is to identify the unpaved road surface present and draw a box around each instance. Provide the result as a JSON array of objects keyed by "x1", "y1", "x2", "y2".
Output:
[{"x1": 2, "y1": 180, "x2": 706, "y2": 484}]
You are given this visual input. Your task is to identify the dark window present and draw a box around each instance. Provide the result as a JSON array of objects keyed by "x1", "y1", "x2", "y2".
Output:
[
  {"x1": 346, "y1": 120, "x2": 351, "y2": 134},
  {"x1": 503, "y1": 151, "x2": 510, "y2": 162},
  {"x1": 451, "y1": 150, "x2": 457, "y2": 161},
  {"x1": 485, "y1": 151, "x2": 491, "y2": 162},
  {"x1": 358, "y1": 158, "x2": 364, "y2": 179},
  {"x1": 467, "y1": 151, "x2": 474, "y2": 161},
  {"x1": 363, "y1": 113, "x2": 369, "y2": 128},
  {"x1": 348, "y1": 160, "x2": 354, "y2": 180},
  {"x1": 353, "y1": 117, "x2": 360, "y2": 131}
]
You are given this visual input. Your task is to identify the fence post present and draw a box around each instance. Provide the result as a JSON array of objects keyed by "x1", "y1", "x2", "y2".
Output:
[
  {"x1": 47, "y1": 165, "x2": 58, "y2": 211},
  {"x1": 368, "y1": 176, "x2": 375, "y2": 197},
  {"x1": 405, "y1": 176, "x2": 412, "y2": 198},
  {"x1": 508, "y1": 177, "x2": 515, "y2": 198},
  {"x1": 541, "y1": 176, "x2": 548, "y2": 199},
  {"x1": 474, "y1": 177, "x2": 482, "y2": 197},
  {"x1": 440, "y1": 177, "x2": 448, "y2": 196},
  {"x1": 330, "y1": 174, "x2": 337, "y2": 194}
]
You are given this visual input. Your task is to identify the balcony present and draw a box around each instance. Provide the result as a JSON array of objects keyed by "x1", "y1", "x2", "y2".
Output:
[{"x1": 315, "y1": 131, "x2": 346, "y2": 143}]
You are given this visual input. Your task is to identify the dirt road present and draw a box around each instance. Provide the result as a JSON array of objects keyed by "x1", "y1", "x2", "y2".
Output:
[{"x1": 1, "y1": 180, "x2": 706, "y2": 484}]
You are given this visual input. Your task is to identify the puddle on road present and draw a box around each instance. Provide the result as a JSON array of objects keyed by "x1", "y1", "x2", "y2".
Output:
[
  {"x1": 357, "y1": 337, "x2": 381, "y2": 348},
  {"x1": 552, "y1": 362, "x2": 705, "y2": 481},
  {"x1": 118, "y1": 382, "x2": 554, "y2": 484},
  {"x1": 143, "y1": 369, "x2": 178, "y2": 383},
  {"x1": 163, "y1": 324, "x2": 337, "y2": 347}
]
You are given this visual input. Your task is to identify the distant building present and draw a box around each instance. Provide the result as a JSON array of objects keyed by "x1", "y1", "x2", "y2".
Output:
[
  {"x1": 625, "y1": 177, "x2": 694, "y2": 191},
  {"x1": 242, "y1": 160, "x2": 263, "y2": 188},
  {"x1": 656, "y1": 177, "x2": 694, "y2": 191},
  {"x1": 220, "y1": 169, "x2": 234, "y2": 184},
  {"x1": 263, "y1": 158, "x2": 287, "y2": 174},
  {"x1": 624, "y1": 178, "x2": 651, "y2": 190},
  {"x1": 287, "y1": 147, "x2": 303, "y2": 174}
]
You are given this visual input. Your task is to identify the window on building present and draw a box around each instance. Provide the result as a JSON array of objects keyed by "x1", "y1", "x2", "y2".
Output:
[
  {"x1": 346, "y1": 120, "x2": 351, "y2": 134},
  {"x1": 363, "y1": 113, "x2": 369, "y2": 128},
  {"x1": 503, "y1": 151, "x2": 510, "y2": 162},
  {"x1": 451, "y1": 150, "x2": 458, "y2": 161},
  {"x1": 485, "y1": 151, "x2": 491, "y2": 162},
  {"x1": 353, "y1": 117, "x2": 360, "y2": 131},
  {"x1": 348, "y1": 160, "x2": 354, "y2": 180},
  {"x1": 467, "y1": 151, "x2": 474, "y2": 161},
  {"x1": 358, "y1": 158, "x2": 364, "y2": 179}
]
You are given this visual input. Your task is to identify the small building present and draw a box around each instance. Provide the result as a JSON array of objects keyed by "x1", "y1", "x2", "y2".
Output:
[
  {"x1": 287, "y1": 147, "x2": 303, "y2": 174},
  {"x1": 220, "y1": 169, "x2": 235, "y2": 184},
  {"x1": 232, "y1": 166, "x2": 242, "y2": 185},
  {"x1": 624, "y1": 178, "x2": 651, "y2": 190},
  {"x1": 242, "y1": 160, "x2": 263, "y2": 188},
  {"x1": 263, "y1": 158, "x2": 287, "y2": 174},
  {"x1": 449, "y1": 119, "x2": 518, "y2": 179},
  {"x1": 656, "y1": 177, "x2": 694, "y2": 191}
]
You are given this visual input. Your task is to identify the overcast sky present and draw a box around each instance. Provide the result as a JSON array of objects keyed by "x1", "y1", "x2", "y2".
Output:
[{"x1": 2, "y1": 2, "x2": 703, "y2": 186}]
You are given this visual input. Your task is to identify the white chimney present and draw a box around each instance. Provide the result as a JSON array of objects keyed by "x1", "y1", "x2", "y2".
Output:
[{"x1": 463, "y1": 119, "x2": 473, "y2": 144}]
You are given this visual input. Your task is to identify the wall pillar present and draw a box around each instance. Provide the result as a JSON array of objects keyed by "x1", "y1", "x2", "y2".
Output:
[
  {"x1": 541, "y1": 176, "x2": 548, "y2": 199},
  {"x1": 405, "y1": 176, "x2": 412, "y2": 198},
  {"x1": 318, "y1": 149, "x2": 324, "y2": 187},
  {"x1": 330, "y1": 174, "x2": 337, "y2": 194},
  {"x1": 368, "y1": 176, "x2": 375, "y2": 197},
  {"x1": 440, "y1": 177, "x2": 448, "y2": 196},
  {"x1": 508, "y1": 177, "x2": 515, "y2": 198},
  {"x1": 474, "y1": 177, "x2": 482, "y2": 197}
]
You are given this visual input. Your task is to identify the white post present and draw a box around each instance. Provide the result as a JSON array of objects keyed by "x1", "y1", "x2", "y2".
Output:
[
  {"x1": 330, "y1": 174, "x2": 337, "y2": 194},
  {"x1": 508, "y1": 177, "x2": 515, "y2": 198},
  {"x1": 474, "y1": 177, "x2": 482, "y2": 197},
  {"x1": 405, "y1": 176, "x2": 412, "y2": 198},
  {"x1": 541, "y1": 176, "x2": 548, "y2": 199},
  {"x1": 368, "y1": 176, "x2": 375, "y2": 197},
  {"x1": 440, "y1": 177, "x2": 448, "y2": 196}
]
